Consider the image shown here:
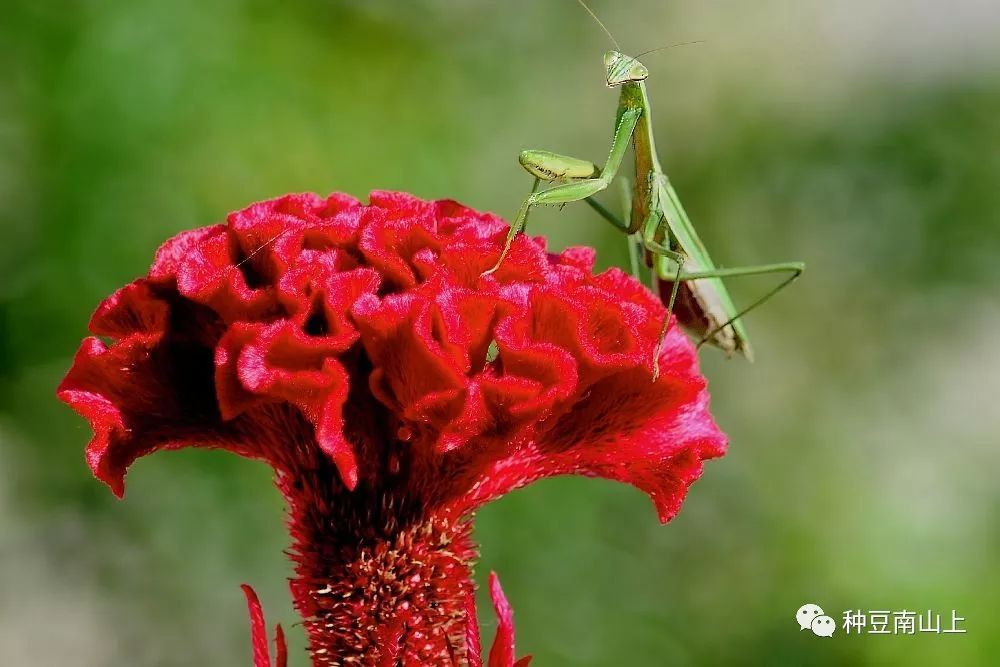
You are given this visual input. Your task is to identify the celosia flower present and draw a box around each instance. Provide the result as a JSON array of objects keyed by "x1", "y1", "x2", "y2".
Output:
[{"x1": 57, "y1": 190, "x2": 726, "y2": 664}]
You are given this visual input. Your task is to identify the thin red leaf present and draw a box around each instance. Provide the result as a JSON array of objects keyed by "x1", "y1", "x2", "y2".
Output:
[
  {"x1": 465, "y1": 587, "x2": 484, "y2": 667},
  {"x1": 487, "y1": 572, "x2": 515, "y2": 667},
  {"x1": 274, "y1": 624, "x2": 287, "y2": 667},
  {"x1": 241, "y1": 584, "x2": 271, "y2": 667}
]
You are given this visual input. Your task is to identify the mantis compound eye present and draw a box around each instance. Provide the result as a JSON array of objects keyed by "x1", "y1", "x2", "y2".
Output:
[
  {"x1": 627, "y1": 61, "x2": 649, "y2": 81},
  {"x1": 603, "y1": 50, "x2": 618, "y2": 73}
]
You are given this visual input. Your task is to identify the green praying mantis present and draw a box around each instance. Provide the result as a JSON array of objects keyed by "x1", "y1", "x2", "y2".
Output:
[{"x1": 485, "y1": 0, "x2": 804, "y2": 378}]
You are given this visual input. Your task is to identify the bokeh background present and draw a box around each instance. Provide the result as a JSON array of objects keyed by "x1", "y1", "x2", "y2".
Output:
[{"x1": 3, "y1": 0, "x2": 999, "y2": 664}]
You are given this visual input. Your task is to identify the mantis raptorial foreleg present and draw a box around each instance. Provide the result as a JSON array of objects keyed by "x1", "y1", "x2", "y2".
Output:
[
  {"x1": 485, "y1": 107, "x2": 642, "y2": 274},
  {"x1": 517, "y1": 151, "x2": 646, "y2": 280}
]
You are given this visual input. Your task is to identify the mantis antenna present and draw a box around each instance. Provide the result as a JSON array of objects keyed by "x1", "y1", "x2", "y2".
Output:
[
  {"x1": 575, "y1": 0, "x2": 621, "y2": 50},
  {"x1": 574, "y1": 1, "x2": 704, "y2": 64},
  {"x1": 634, "y1": 40, "x2": 706, "y2": 59}
]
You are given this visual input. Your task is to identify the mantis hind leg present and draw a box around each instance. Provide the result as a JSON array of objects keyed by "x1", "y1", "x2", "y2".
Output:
[
  {"x1": 680, "y1": 262, "x2": 805, "y2": 349},
  {"x1": 649, "y1": 249, "x2": 685, "y2": 380},
  {"x1": 639, "y1": 202, "x2": 686, "y2": 380}
]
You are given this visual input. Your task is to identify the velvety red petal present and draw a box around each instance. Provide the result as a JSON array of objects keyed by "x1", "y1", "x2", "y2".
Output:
[
  {"x1": 229, "y1": 193, "x2": 363, "y2": 271},
  {"x1": 58, "y1": 280, "x2": 278, "y2": 495},
  {"x1": 214, "y1": 323, "x2": 266, "y2": 420},
  {"x1": 89, "y1": 281, "x2": 169, "y2": 341},
  {"x1": 149, "y1": 225, "x2": 227, "y2": 286},
  {"x1": 433, "y1": 198, "x2": 508, "y2": 242},
  {"x1": 352, "y1": 292, "x2": 466, "y2": 415},
  {"x1": 358, "y1": 210, "x2": 441, "y2": 290},
  {"x1": 456, "y1": 324, "x2": 726, "y2": 522},
  {"x1": 368, "y1": 190, "x2": 436, "y2": 219},
  {"x1": 552, "y1": 245, "x2": 596, "y2": 273},
  {"x1": 215, "y1": 320, "x2": 357, "y2": 487},
  {"x1": 541, "y1": 366, "x2": 725, "y2": 523},
  {"x1": 58, "y1": 333, "x2": 256, "y2": 497},
  {"x1": 478, "y1": 235, "x2": 552, "y2": 287},
  {"x1": 173, "y1": 225, "x2": 280, "y2": 323},
  {"x1": 277, "y1": 264, "x2": 380, "y2": 339}
]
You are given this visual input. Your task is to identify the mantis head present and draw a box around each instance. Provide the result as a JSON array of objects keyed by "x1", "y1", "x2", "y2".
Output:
[{"x1": 604, "y1": 50, "x2": 649, "y2": 87}]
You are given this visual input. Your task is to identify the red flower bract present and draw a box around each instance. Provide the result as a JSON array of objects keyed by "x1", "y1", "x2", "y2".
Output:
[{"x1": 58, "y1": 190, "x2": 726, "y2": 664}]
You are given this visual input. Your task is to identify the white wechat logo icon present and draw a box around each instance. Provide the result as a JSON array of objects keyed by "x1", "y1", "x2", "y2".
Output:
[
  {"x1": 811, "y1": 615, "x2": 836, "y2": 637},
  {"x1": 796, "y1": 603, "x2": 824, "y2": 630},
  {"x1": 796, "y1": 603, "x2": 835, "y2": 636}
]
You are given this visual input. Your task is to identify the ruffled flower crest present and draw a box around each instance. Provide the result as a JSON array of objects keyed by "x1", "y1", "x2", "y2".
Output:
[{"x1": 58, "y1": 190, "x2": 726, "y2": 664}]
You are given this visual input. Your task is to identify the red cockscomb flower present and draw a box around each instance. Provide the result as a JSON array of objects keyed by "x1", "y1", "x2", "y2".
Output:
[{"x1": 57, "y1": 190, "x2": 726, "y2": 665}]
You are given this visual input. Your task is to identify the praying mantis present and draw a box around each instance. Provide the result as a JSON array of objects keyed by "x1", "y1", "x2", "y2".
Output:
[{"x1": 486, "y1": 0, "x2": 804, "y2": 377}]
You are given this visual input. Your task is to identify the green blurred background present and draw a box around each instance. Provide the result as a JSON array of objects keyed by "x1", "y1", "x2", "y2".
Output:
[{"x1": 2, "y1": 0, "x2": 999, "y2": 664}]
